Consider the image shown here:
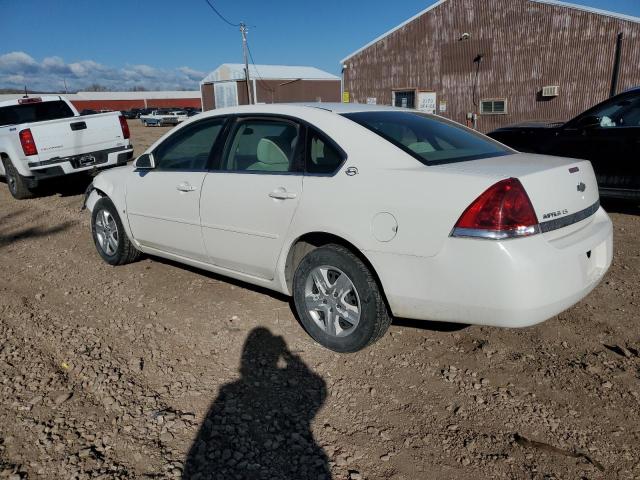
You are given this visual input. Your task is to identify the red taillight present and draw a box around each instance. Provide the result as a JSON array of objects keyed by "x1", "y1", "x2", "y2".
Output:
[
  {"x1": 19, "y1": 129, "x2": 38, "y2": 156},
  {"x1": 452, "y1": 178, "x2": 539, "y2": 239},
  {"x1": 119, "y1": 115, "x2": 130, "y2": 139}
]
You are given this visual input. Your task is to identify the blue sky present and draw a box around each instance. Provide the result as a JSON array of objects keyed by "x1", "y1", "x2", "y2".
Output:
[{"x1": 1, "y1": 0, "x2": 639, "y2": 91}]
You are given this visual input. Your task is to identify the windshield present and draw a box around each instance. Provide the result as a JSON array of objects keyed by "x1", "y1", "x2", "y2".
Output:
[
  {"x1": 0, "y1": 100, "x2": 75, "y2": 127},
  {"x1": 343, "y1": 111, "x2": 512, "y2": 165}
]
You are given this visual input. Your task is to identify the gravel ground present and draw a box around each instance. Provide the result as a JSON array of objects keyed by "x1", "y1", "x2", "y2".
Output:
[{"x1": 0, "y1": 121, "x2": 639, "y2": 480}]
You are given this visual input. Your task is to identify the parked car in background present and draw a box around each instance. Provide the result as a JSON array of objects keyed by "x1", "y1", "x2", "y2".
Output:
[
  {"x1": 0, "y1": 96, "x2": 132, "y2": 199},
  {"x1": 80, "y1": 109, "x2": 98, "y2": 116},
  {"x1": 170, "y1": 110, "x2": 189, "y2": 123},
  {"x1": 122, "y1": 109, "x2": 140, "y2": 119},
  {"x1": 187, "y1": 109, "x2": 202, "y2": 117},
  {"x1": 84, "y1": 104, "x2": 612, "y2": 352},
  {"x1": 488, "y1": 88, "x2": 640, "y2": 200},
  {"x1": 139, "y1": 110, "x2": 179, "y2": 127}
]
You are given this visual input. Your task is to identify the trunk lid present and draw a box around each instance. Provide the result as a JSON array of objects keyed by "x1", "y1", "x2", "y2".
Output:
[
  {"x1": 434, "y1": 153, "x2": 600, "y2": 233},
  {"x1": 28, "y1": 112, "x2": 128, "y2": 161}
]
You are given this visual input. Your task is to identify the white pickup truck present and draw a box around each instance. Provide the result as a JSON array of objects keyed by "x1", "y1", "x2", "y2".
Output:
[{"x1": 0, "y1": 95, "x2": 133, "y2": 199}]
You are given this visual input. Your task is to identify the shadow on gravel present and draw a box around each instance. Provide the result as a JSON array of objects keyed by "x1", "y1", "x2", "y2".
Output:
[
  {"x1": 0, "y1": 221, "x2": 75, "y2": 249},
  {"x1": 600, "y1": 198, "x2": 640, "y2": 215},
  {"x1": 183, "y1": 327, "x2": 330, "y2": 480},
  {"x1": 392, "y1": 317, "x2": 469, "y2": 332},
  {"x1": 34, "y1": 173, "x2": 93, "y2": 198}
]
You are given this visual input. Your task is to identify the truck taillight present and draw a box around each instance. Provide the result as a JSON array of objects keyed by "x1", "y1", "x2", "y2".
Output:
[
  {"x1": 119, "y1": 115, "x2": 130, "y2": 139},
  {"x1": 451, "y1": 178, "x2": 539, "y2": 240},
  {"x1": 19, "y1": 129, "x2": 38, "y2": 156}
]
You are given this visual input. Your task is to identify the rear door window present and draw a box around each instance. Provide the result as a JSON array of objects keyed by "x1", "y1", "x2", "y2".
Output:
[
  {"x1": 0, "y1": 100, "x2": 75, "y2": 126},
  {"x1": 221, "y1": 119, "x2": 301, "y2": 173},
  {"x1": 343, "y1": 111, "x2": 512, "y2": 165}
]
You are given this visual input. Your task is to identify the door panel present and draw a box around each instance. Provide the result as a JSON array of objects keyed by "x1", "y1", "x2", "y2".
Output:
[
  {"x1": 126, "y1": 171, "x2": 208, "y2": 260},
  {"x1": 200, "y1": 117, "x2": 304, "y2": 279},
  {"x1": 125, "y1": 117, "x2": 226, "y2": 260},
  {"x1": 200, "y1": 173, "x2": 302, "y2": 278}
]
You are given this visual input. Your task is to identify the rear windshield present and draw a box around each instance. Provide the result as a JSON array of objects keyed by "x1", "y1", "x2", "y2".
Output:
[
  {"x1": 343, "y1": 111, "x2": 512, "y2": 165},
  {"x1": 0, "y1": 100, "x2": 75, "y2": 127}
]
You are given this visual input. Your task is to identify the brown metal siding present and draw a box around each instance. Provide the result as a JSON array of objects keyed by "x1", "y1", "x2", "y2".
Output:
[
  {"x1": 254, "y1": 80, "x2": 341, "y2": 104},
  {"x1": 201, "y1": 83, "x2": 215, "y2": 111},
  {"x1": 201, "y1": 79, "x2": 340, "y2": 110},
  {"x1": 343, "y1": 0, "x2": 640, "y2": 132}
]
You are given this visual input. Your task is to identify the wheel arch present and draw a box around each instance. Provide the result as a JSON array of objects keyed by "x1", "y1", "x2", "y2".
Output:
[{"x1": 282, "y1": 231, "x2": 390, "y2": 306}]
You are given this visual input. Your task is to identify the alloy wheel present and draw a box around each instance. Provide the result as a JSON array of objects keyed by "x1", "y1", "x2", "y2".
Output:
[
  {"x1": 304, "y1": 266, "x2": 361, "y2": 337},
  {"x1": 94, "y1": 209, "x2": 119, "y2": 256}
]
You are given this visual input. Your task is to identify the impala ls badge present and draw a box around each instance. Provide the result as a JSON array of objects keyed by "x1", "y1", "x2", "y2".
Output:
[{"x1": 577, "y1": 182, "x2": 586, "y2": 192}]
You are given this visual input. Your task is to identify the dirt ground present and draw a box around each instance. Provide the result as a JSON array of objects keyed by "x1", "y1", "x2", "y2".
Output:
[{"x1": 1, "y1": 121, "x2": 639, "y2": 480}]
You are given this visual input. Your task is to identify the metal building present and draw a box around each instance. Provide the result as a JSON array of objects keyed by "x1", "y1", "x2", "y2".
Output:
[
  {"x1": 341, "y1": 0, "x2": 640, "y2": 132},
  {"x1": 200, "y1": 64, "x2": 341, "y2": 111}
]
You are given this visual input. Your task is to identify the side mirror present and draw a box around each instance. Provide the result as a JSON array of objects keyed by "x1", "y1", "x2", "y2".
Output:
[
  {"x1": 134, "y1": 153, "x2": 155, "y2": 170},
  {"x1": 574, "y1": 115, "x2": 601, "y2": 129}
]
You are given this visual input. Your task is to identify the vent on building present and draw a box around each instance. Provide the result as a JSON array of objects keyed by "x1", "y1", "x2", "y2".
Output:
[
  {"x1": 542, "y1": 85, "x2": 560, "y2": 97},
  {"x1": 480, "y1": 99, "x2": 507, "y2": 115}
]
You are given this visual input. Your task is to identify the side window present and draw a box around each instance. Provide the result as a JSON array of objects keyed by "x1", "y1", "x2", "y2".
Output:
[
  {"x1": 592, "y1": 97, "x2": 640, "y2": 128},
  {"x1": 307, "y1": 129, "x2": 344, "y2": 174},
  {"x1": 222, "y1": 119, "x2": 300, "y2": 173},
  {"x1": 153, "y1": 118, "x2": 225, "y2": 171}
]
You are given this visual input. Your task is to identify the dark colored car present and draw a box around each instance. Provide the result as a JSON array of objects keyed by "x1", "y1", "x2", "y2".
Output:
[
  {"x1": 80, "y1": 109, "x2": 98, "y2": 116},
  {"x1": 122, "y1": 109, "x2": 143, "y2": 119},
  {"x1": 488, "y1": 88, "x2": 640, "y2": 200}
]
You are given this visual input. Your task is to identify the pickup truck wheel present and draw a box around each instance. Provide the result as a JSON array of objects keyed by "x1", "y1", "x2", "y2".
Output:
[
  {"x1": 3, "y1": 159, "x2": 34, "y2": 200},
  {"x1": 292, "y1": 244, "x2": 391, "y2": 353},
  {"x1": 91, "y1": 197, "x2": 141, "y2": 265}
]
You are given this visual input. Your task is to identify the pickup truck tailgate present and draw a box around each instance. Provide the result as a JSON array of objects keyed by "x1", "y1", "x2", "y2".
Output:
[{"x1": 29, "y1": 113, "x2": 128, "y2": 161}]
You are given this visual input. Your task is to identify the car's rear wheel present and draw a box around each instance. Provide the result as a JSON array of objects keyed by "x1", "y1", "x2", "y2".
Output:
[
  {"x1": 91, "y1": 197, "x2": 141, "y2": 265},
  {"x1": 3, "y1": 158, "x2": 34, "y2": 200},
  {"x1": 292, "y1": 244, "x2": 391, "y2": 352}
]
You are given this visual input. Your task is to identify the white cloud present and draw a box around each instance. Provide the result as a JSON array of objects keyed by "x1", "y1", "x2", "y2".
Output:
[{"x1": 0, "y1": 51, "x2": 204, "y2": 91}]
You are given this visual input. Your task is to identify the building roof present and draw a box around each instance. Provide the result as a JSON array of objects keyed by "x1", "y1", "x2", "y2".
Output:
[
  {"x1": 0, "y1": 91, "x2": 200, "y2": 103},
  {"x1": 340, "y1": 0, "x2": 640, "y2": 63},
  {"x1": 201, "y1": 64, "x2": 339, "y2": 84}
]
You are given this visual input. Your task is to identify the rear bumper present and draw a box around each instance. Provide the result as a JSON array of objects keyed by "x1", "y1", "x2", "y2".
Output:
[
  {"x1": 27, "y1": 146, "x2": 133, "y2": 182},
  {"x1": 367, "y1": 207, "x2": 613, "y2": 328}
]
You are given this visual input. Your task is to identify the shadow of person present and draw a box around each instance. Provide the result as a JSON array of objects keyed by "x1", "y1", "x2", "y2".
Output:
[{"x1": 183, "y1": 328, "x2": 330, "y2": 480}]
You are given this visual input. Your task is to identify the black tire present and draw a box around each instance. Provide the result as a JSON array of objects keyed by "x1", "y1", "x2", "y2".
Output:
[
  {"x1": 91, "y1": 197, "x2": 141, "y2": 266},
  {"x1": 292, "y1": 244, "x2": 391, "y2": 353},
  {"x1": 3, "y1": 158, "x2": 34, "y2": 199}
]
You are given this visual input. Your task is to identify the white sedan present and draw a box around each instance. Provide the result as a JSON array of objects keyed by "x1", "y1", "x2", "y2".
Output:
[{"x1": 85, "y1": 104, "x2": 613, "y2": 352}]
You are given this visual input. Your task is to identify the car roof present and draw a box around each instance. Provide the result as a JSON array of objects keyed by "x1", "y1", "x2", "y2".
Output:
[{"x1": 205, "y1": 102, "x2": 411, "y2": 118}]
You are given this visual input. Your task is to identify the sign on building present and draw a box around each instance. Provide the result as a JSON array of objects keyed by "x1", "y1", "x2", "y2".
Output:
[
  {"x1": 366, "y1": 97, "x2": 377, "y2": 105},
  {"x1": 342, "y1": 91, "x2": 350, "y2": 103},
  {"x1": 417, "y1": 91, "x2": 437, "y2": 114}
]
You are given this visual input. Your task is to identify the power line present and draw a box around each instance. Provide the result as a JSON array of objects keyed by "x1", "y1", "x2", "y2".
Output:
[
  {"x1": 246, "y1": 42, "x2": 275, "y2": 94},
  {"x1": 203, "y1": 0, "x2": 240, "y2": 27}
]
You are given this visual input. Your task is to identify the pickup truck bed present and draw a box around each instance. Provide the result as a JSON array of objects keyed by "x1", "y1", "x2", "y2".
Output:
[{"x1": 0, "y1": 96, "x2": 133, "y2": 199}]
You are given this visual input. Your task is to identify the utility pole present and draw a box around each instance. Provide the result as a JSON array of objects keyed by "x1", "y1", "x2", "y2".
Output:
[
  {"x1": 63, "y1": 78, "x2": 68, "y2": 94},
  {"x1": 240, "y1": 22, "x2": 253, "y2": 105}
]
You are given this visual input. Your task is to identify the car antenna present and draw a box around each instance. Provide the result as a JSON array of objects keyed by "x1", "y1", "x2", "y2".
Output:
[{"x1": 23, "y1": 85, "x2": 29, "y2": 98}]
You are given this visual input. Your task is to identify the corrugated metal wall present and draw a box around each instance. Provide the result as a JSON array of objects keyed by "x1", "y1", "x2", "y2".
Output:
[{"x1": 343, "y1": 0, "x2": 640, "y2": 132}]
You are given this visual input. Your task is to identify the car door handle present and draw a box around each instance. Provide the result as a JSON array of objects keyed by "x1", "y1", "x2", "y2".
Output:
[
  {"x1": 176, "y1": 183, "x2": 197, "y2": 192},
  {"x1": 269, "y1": 190, "x2": 297, "y2": 200}
]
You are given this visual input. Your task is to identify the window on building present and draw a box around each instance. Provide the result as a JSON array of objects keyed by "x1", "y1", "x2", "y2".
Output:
[
  {"x1": 480, "y1": 99, "x2": 507, "y2": 115},
  {"x1": 393, "y1": 90, "x2": 415, "y2": 109}
]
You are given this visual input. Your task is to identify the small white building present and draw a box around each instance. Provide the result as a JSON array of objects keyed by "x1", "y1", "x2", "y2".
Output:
[{"x1": 200, "y1": 64, "x2": 341, "y2": 110}]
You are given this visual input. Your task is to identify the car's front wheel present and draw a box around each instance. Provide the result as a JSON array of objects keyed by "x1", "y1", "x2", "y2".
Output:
[
  {"x1": 293, "y1": 244, "x2": 391, "y2": 352},
  {"x1": 91, "y1": 197, "x2": 141, "y2": 265}
]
